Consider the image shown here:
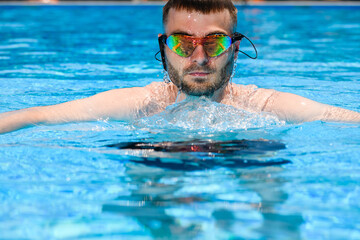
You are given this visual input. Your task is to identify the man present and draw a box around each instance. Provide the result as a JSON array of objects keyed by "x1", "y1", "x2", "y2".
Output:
[{"x1": 0, "y1": 0, "x2": 359, "y2": 134}]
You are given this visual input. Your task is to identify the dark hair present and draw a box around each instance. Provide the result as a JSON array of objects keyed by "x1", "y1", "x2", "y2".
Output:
[{"x1": 163, "y1": 0, "x2": 237, "y2": 30}]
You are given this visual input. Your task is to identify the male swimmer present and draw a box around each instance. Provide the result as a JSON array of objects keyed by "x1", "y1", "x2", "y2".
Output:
[{"x1": 0, "y1": 0, "x2": 359, "y2": 134}]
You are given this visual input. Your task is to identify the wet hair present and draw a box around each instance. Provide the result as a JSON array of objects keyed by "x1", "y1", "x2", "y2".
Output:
[{"x1": 163, "y1": 0, "x2": 237, "y2": 31}]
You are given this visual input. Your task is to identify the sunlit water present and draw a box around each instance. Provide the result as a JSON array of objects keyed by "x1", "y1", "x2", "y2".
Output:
[{"x1": 0, "y1": 4, "x2": 360, "y2": 240}]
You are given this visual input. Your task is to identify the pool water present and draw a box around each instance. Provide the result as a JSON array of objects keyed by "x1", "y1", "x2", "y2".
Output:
[{"x1": 0, "y1": 4, "x2": 360, "y2": 239}]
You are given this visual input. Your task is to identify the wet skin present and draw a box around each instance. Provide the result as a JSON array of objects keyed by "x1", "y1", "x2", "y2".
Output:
[
  {"x1": 0, "y1": 9, "x2": 360, "y2": 134},
  {"x1": 163, "y1": 8, "x2": 239, "y2": 99}
]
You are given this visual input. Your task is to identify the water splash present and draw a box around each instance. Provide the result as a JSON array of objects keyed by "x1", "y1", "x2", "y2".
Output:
[
  {"x1": 162, "y1": 70, "x2": 171, "y2": 84},
  {"x1": 228, "y1": 59, "x2": 237, "y2": 101},
  {"x1": 135, "y1": 96, "x2": 285, "y2": 132}
]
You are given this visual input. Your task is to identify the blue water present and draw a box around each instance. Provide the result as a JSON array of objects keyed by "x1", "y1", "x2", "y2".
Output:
[{"x1": 0, "y1": 4, "x2": 360, "y2": 239}]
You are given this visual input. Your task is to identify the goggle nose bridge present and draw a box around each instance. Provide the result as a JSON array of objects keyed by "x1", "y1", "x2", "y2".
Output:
[
  {"x1": 183, "y1": 37, "x2": 231, "y2": 56},
  {"x1": 191, "y1": 38, "x2": 207, "y2": 46},
  {"x1": 188, "y1": 38, "x2": 210, "y2": 54}
]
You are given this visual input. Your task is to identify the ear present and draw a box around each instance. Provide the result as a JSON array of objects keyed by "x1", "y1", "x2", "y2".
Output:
[
  {"x1": 234, "y1": 41, "x2": 240, "y2": 60},
  {"x1": 234, "y1": 41, "x2": 240, "y2": 52}
]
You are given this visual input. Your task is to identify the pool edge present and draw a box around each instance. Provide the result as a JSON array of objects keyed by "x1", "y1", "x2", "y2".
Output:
[{"x1": 0, "y1": 1, "x2": 360, "y2": 7}]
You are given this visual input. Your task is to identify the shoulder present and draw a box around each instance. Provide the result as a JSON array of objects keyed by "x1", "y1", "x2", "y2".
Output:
[
  {"x1": 98, "y1": 82, "x2": 176, "y2": 102},
  {"x1": 145, "y1": 81, "x2": 175, "y2": 92},
  {"x1": 231, "y1": 83, "x2": 257, "y2": 94},
  {"x1": 144, "y1": 82, "x2": 178, "y2": 103},
  {"x1": 231, "y1": 83, "x2": 278, "y2": 111},
  {"x1": 232, "y1": 83, "x2": 276, "y2": 95},
  {"x1": 232, "y1": 83, "x2": 276, "y2": 99},
  {"x1": 144, "y1": 81, "x2": 169, "y2": 92}
]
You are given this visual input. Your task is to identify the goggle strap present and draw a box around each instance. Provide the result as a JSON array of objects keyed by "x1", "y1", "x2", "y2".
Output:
[
  {"x1": 157, "y1": 35, "x2": 168, "y2": 70},
  {"x1": 155, "y1": 35, "x2": 166, "y2": 62},
  {"x1": 233, "y1": 32, "x2": 258, "y2": 59},
  {"x1": 155, "y1": 50, "x2": 162, "y2": 61}
]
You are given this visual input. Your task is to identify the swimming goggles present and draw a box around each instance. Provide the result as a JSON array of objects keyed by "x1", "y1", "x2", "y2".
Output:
[{"x1": 156, "y1": 32, "x2": 258, "y2": 71}]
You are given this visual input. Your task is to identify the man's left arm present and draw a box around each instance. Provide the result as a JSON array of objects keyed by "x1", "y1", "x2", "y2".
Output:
[{"x1": 258, "y1": 90, "x2": 360, "y2": 123}]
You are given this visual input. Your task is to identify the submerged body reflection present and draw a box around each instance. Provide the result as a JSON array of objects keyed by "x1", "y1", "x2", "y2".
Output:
[
  {"x1": 107, "y1": 139, "x2": 290, "y2": 170},
  {"x1": 103, "y1": 139, "x2": 303, "y2": 239}
]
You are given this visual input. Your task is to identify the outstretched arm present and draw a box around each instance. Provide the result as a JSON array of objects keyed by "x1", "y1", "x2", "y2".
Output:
[
  {"x1": 0, "y1": 86, "x2": 155, "y2": 134},
  {"x1": 261, "y1": 90, "x2": 360, "y2": 123}
]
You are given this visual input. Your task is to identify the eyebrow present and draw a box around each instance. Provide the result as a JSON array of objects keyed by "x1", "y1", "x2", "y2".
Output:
[
  {"x1": 206, "y1": 31, "x2": 228, "y2": 36},
  {"x1": 170, "y1": 31, "x2": 192, "y2": 36},
  {"x1": 169, "y1": 30, "x2": 229, "y2": 36}
]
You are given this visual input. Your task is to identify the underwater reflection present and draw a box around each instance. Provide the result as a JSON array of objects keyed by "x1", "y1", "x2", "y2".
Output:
[
  {"x1": 106, "y1": 139, "x2": 290, "y2": 170},
  {"x1": 103, "y1": 139, "x2": 303, "y2": 239}
]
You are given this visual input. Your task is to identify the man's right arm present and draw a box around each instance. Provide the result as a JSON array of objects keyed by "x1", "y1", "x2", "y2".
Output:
[{"x1": 0, "y1": 85, "x2": 157, "y2": 134}]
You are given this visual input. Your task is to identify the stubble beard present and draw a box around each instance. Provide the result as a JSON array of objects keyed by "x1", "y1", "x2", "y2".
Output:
[{"x1": 166, "y1": 59, "x2": 234, "y2": 97}]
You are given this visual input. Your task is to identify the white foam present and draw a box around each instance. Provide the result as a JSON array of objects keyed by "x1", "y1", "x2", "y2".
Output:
[{"x1": 136, "y1": 96, "x2": 285, "y2": 132}]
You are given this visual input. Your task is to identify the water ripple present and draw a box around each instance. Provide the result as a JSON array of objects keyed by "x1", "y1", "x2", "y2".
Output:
[{"x1": 0, "y1": 44, "x2": 30, "y2": 50}]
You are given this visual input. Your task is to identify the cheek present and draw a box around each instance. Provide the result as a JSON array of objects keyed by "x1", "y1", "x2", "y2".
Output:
[
  {"x1": 165, "y1": 49, "x2": 187, "y2": 71},
  {"x1": 224, "y1": 47, "x2": 235, "y2": 62},
  {"x1": 214, "y1": 51, "x2": 234, "y2": 71}
]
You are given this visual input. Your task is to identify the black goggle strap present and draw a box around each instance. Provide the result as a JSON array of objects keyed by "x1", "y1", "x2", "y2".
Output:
[
  {"x1": 232, "y1": 32, "x2": 258, "y2": 59},
  {"x1": 155, "y1": 35, "x2": 168, "y2": 71}
]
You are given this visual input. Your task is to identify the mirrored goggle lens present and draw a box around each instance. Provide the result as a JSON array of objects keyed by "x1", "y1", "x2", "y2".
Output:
[{"x1": 166, "y1": 35, "x2": 232, "y2": 57}]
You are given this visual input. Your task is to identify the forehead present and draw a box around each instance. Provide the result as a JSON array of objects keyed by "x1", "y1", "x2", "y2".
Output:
[{"x1": 165, "y1": 8, "x2": 233, "y2": 36}]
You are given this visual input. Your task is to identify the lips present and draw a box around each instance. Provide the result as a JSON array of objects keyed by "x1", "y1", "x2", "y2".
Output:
[{"x1": 188, "y1": 72, "x2": 210, "y2": 77}]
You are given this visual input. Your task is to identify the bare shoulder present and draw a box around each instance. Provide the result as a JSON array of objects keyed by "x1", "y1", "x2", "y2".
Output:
[
  {"x1": 232, "y1": 83, "x2": 275, "y2": 95},
  {"x1": 88, "y1": 81, "x2": 177, "y2": 108},
  {"x1": 230, "y1": 83, "x2": 276, "y2": 111},
  {"x1": 144, "y1": 82, "x2": 178, "y2": 104},
  {"x1": 145, "y1": 82, "x2": 177, "y2": 96},
  {"x1": 231, "y1": 84, "x2": 360, "y2": 123},
  {"x1": 63, "y1": 82, "x2": 175, "y2": 120},
  {"x1": 89, "y1": 82, "x2": 169, "y2": 101},
  {"x1": 95, "y1": 84, "x2": 151, "y2": 98}
]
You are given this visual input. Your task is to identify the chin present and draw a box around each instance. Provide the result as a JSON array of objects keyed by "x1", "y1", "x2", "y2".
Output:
[
  {"x1": 182, "y1": 83, "x2": 216, "y2": 97},
  {"x1": 191, "y1": 77, "x2": 207, "y2": 84},
  {"x1": 186, "y1": 91, "x2": 211, "y2": 97}
]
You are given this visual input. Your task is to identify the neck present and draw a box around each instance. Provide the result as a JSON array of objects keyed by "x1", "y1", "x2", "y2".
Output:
[
  {"x1": 211, "y1": 82, "x2": 231, "y2": 102},
  {"x1": 172, "y1": 82, "x2": 232, "y2": 103}
]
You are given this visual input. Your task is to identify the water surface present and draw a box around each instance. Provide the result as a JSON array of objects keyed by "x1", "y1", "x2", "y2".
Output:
[{"x1": 0, "y1": 5, "x2": 359, "y2": 240}]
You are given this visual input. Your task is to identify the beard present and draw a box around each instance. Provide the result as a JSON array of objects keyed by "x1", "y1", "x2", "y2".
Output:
[{"x1": 166, "y1": 58, "x2": 234, "y2": 97}]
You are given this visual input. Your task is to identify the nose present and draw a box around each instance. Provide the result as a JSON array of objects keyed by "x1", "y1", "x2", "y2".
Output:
[{"x1": 190, "y1": 45, "x2": 209, "y2": 66}]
